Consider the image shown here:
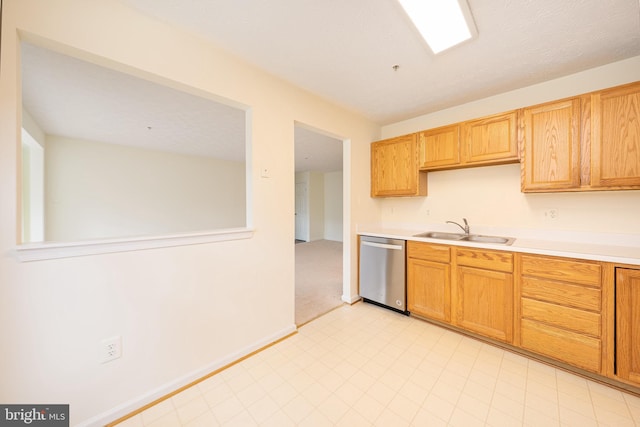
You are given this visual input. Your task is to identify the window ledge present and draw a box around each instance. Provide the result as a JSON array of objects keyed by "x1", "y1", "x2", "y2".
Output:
[{"x1": 13, "y1": 228, "x2": 255, "y2": 262}]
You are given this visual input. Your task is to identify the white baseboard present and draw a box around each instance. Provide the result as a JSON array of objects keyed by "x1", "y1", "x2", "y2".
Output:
[
  {"x1": 342, "y1": 294, "x2": 362, "y2": 304},
  {"x1": 76, "y1": 324, "x2": 297, "y2": 427}
]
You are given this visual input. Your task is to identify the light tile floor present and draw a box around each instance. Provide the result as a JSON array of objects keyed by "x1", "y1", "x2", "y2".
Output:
[{"x1": 117, "y1": 302, "x2": 640, "y2": 426}]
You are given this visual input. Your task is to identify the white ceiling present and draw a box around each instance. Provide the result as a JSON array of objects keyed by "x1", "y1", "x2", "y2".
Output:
[
  {"x1": 294, "y1": 127, "x2": 342, "y2": 173},
  {"x1": 21, "y1": 42, "x2": 247, "y2": 162},
  {"x1": 122, "y1": 0, "x2": 640, "y2": 124},
  {"x1": 21, "y1": 1, "x2": 640, "y2": 173},
  {"x1": 21, "y1": 42, "x2": 343, "y2": 172}
]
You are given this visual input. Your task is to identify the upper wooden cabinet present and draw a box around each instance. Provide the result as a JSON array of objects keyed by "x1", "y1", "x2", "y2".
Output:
[
  {"x1": 371, "y1": 134, "x2": 427, "y2": 197},
  {"x1": 418, "y1": 111, "x2": 519, "y2": 171},
  {"x1": 461, "y1": 111, "x2": 519, "y2": 166},
  {"x1": 521, "y1": 81, "x2": 640, "y2": 192},
  {"x1": 591, "y1": 82, "x2": 640, "y2": 188},
  {"x1": 520, "y1": 98, "x2": 582, "y2": 191},
  {"x1": 418, "y1": 124, "x2": 461, "y2": 169},
  {"x1": 371, "y1": 81, "x2": 640, "y2": 196}
]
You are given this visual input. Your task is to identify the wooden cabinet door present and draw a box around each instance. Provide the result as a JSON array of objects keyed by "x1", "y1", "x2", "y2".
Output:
[
  {"x1": 521, "y1": 98, "x2": 581, "y2": 191},
  {"x1": 418, "y1": 125, "x2": 460, "y2": 169},
  {"x1": 454, "y1": 266, "x2": 513, "y2": 343},
  {"x1": 462, "y1": 111, "x2": 518, "y2": 165},
  {"x1": 616, "y1": 268, "x2": 640, "y2": 386},
  {"x1": 407, "y1": 258, "x2": 451, "y2": 322},
  {"x1": 371, "y1": 134, "x2": 425, "y2": 197},
  {"x1": 591, "y1": 82, "x2": 640, "y2": 188}
]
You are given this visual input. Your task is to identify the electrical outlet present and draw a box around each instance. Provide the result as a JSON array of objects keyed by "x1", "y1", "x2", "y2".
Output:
[
  {"x1": 100, "y1": 336, "x2": 122, "y2": 364},
  {"x1": 544, "y1": 208, "x2": 559, "y2": 220}
]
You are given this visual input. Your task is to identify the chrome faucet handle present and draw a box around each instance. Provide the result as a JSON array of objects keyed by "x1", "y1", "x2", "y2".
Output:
[{"x1": 446, "y1": 218, "x2": 470, "y2": 234}]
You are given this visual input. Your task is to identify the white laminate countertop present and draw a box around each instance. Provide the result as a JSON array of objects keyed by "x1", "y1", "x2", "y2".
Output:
[{"x1": 358, "y1": 226, "x2": 640, "y2": 267}]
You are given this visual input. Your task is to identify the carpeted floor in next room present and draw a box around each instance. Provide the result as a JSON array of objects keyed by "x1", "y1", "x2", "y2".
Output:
[{"x1": 295, "y1": 239, "x2": 343, "y2": 325}]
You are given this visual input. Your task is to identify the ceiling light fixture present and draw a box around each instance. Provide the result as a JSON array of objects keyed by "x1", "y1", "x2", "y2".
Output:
[{"x1": 397, "y1": 0, "x2": 477, "y2": 54}]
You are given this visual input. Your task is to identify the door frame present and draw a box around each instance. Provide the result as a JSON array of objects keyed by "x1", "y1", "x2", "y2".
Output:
[{"x1": 293, "y1": 122, "x2": 351, "y2": 306}]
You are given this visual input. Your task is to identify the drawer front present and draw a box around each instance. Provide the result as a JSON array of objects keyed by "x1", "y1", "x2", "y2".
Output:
[
  {"x1": 408, "y1": 241, "x2": 450, "y2": 263},
  {"x1": 456, "y1": 248, "x2": 513, "y2": 272},
  {"x1": 521, "y1": 277, "x2": 601, "y2": 311},
  {"x1": 521, "y1": 255, "x2": 601, "y2": 287},
  {"x1": 521, "y1": 319, "x2": 601, "y2": 373},
  {"x1": 521, "y1": 297, "x2": 601, "y2": 337}
]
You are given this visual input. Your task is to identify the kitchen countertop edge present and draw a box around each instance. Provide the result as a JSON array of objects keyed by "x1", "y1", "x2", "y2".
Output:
[{"x1": 358, "y1": 228, "x2": 640, "y2": 267}]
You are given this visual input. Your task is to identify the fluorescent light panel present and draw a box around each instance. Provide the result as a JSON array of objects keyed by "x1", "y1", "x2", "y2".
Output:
[{"x1": 398, "y1": 0, "x2": 477, "y2": 54}]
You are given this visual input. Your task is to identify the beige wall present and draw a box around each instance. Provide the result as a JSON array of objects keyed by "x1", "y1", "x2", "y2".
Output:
[
  {"x1": 44, "y1": 135, "x2": 246, "y2": 241},
  {"x1": 294, "y1": 170, "x2": 343, "y2": 242},
  {"x1": 0, "y1": 0, "x2": 380, "y2": 424},
  {"x1": 379, "y1": 56, "x2": 640, "y2": 235},
  {"x1": 324, "y1": 171, "x2": 344, "y2": 242},
  {"x1": 308, "y1": 171, "x2": 325, "y2": 241},
  {"x1": 5, "y1": 1, "x2": 637, "y2": 424}
]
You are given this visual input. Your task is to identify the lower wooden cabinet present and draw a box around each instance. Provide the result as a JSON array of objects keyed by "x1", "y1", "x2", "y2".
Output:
[
  {"x1": 402, "y1": 240, "x2": 639, "y2": 391},
  {"x1": 454, "y1": 265, "x2": 513, "y2": 343},
  {"x1": 616, "y1": 267, "x2": 640, "y2": 386},
  {"x1": 407, "y1": 242, "x2": 451, "y2": 322},
  {"x1": 516, "y1": 254, "x2": 605, "y2": 373},
  {"x1": 453, "y1": 248, "x2": 514, "y2": 343}
]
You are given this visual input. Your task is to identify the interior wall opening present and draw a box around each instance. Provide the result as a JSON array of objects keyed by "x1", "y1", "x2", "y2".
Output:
[
  {"x1": 294, "y1": 123, "x2": 346, "y2": 325},
  {"x1": 19, "y1": 39, "x2": 249, "y2": 245}
]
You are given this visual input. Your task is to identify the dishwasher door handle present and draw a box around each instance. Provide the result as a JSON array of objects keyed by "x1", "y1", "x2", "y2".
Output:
[{"x1": 361, "y1": 241, "x2": 404, "y2": 251}]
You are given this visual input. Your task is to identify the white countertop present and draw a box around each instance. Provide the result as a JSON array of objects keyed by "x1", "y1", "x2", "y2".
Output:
[{"x1": 358, "y1": 225, "x2": 640, "y2": 266}]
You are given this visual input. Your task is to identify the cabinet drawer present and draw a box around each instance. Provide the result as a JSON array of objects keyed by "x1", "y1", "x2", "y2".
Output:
[
  {"x1": 521, "y1": 297, "x2": 601, "y2": 337},
  {"x1": 456, "y1": 248, "x2": 513, "y2": 272},
  {"x1": 521, "y1": 255, "x2": 601, "y2": 287},
  {"x1": 521, "y1": 277, "x2": 601, "y2": 311},
  {"x1": 408, "y1": 241, "x2": 450, "y2": 263},
  {"x1": 521, "y1": 319, "x2": 601, "y2": 373}
]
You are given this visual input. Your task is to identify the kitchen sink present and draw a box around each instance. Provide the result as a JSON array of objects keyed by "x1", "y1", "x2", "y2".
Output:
[
  {"x1": 413, "y1": 231, "x2": 466, "y2": 240},
  {"x1": 464, "y1": 235, "x2": 514, "y2": 245},
  {"x1": 413, "y1": 231, "x2": 515, "y2": 245}
]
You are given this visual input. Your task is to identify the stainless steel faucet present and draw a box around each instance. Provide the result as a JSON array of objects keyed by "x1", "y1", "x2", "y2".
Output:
[{"x1": 446, "y1": 218, "x2": 470, "y2": 235}]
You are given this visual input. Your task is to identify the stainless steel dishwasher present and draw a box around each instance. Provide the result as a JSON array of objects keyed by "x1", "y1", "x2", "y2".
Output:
[{"x1": 359, "y1": 235, "x2": 407, "y2": 314}]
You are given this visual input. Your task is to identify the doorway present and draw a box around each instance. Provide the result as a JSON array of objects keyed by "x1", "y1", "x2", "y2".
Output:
[
  {"x1": 294, "y1": 123, "x2": 345, "y2": 325},
  {"x1": 294, "y1": 182, "x2": 308, "y2": 242}
]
